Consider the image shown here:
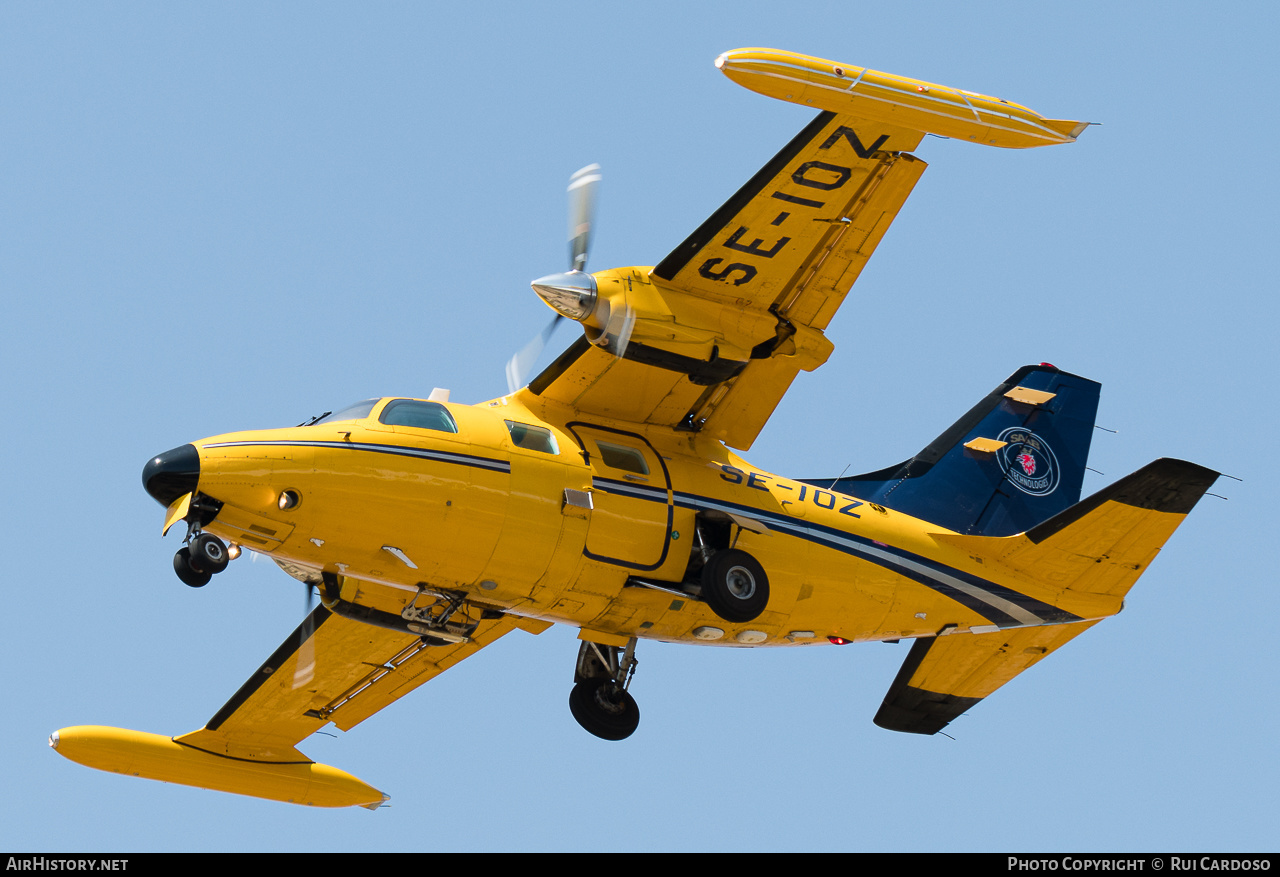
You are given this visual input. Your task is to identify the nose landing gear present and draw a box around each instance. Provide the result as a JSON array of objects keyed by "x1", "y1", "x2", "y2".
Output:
[
  {"x1": 173, "y1": 513, "x2": 233, "y2": 588},
  {"x1": 173, "y1": 546, "x2": 212, "y2": 588},
  {"x1": 569, "y1": 638, "x2": 640, "y2": 741}
]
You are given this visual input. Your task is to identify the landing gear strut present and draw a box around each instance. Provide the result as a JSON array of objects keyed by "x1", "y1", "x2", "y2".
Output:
[{"x1": 569, "y1": 638, "x2": 640, "y2": 741}]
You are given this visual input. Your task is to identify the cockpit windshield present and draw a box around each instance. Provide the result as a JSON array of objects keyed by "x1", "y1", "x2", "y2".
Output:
[
  {"x1": 379, "y1": 399, "x2": 458, "y2": 433},
  {"x1": 310, "y1": 399, "x2": 379, "y2": 425}
]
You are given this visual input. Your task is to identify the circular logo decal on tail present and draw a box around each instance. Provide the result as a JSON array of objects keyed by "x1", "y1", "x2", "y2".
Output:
[{"x1": 995, "y1": 428, "x2": 1060, "y2": 496}]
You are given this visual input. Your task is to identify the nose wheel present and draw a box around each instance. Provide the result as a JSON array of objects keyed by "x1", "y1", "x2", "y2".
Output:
[
  {"x1": 173, "y1": 547, "x2": 211, "y2": 588},
  {"x1": 570, "y1": 638, "x2": 640, "y2": 740},
  {"x1": 173, "y1": 533, "x2": 231, "y2": 588}
]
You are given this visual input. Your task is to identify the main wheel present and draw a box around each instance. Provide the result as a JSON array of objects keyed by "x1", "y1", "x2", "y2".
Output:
[
  {"x1": 701, "y1": 549, "x2": 769, "y2": 623},
  {"x1": 173, "y1": 547, "x2": 212, "y2": 588},
  {"x1": 569, "y1": 679, "x2": 640, "y2": 741},
  {"x1": 189, "y1": 533, "x2": 230, "y2": 574}
]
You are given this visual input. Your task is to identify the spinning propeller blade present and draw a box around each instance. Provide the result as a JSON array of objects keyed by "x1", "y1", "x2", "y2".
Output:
[
  {"x1": 508, "y1": 163, "x2": 632, "y2": 391},
  {"x1": 505, "y1": 315, "x2": 562, "y2": 394},
  {"x1": 595, "y1": 291, "x2": 635, "y2": 359},
  {"x1": 568, "y1": 163, "x2": 601, "y2": 273}
]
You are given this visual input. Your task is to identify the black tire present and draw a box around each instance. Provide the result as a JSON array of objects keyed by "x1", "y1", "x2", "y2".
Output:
[
  {"x1": 189, "y1": 533, "x2": 230, "y2": 574},
  {"x1": 568, "y1": 679, "x2": 640, "y2": 741},
  {"x1": 173, "y1": 547, "x2": 212, "y2": 588},
  {"x1": 700, "y1": 549, "x2": 769, "y2": 623}
]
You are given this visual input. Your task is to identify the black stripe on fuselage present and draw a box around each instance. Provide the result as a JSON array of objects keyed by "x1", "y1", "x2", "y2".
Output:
[
  {"x1": 591, "y1": 476, "x2": 669, "y2": 503},
  {"x1": 201, "y1": 440, "x2": 512, "y2": 474}
]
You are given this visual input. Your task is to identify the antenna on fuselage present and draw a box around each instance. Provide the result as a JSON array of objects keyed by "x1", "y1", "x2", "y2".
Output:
[{"x1": 827, "y1": 464, "x2": 851, "y2": 490}]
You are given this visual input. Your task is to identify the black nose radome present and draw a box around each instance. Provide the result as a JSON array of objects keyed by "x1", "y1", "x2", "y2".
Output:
[{"x1": 142, "y1": 444, "x2": 200, "y2": 507}]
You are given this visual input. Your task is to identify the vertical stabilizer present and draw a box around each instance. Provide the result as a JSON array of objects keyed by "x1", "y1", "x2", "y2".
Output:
[{"x1": 810, "y1": 365, "x2": 1100, "y2": 536}]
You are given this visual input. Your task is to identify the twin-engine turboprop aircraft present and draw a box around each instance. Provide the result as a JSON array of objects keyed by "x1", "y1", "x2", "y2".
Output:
[{"x1": 52, "y1": 48, "x2": 1219, "y2": 809}]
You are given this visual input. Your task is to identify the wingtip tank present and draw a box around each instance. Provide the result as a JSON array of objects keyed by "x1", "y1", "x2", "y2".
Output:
[
  {"x1": 49, "y1": 725, "x2": 388, "y2": 809},
  {"x1": 716, "y1": 47, "x2": 1092, "y2": 149}
]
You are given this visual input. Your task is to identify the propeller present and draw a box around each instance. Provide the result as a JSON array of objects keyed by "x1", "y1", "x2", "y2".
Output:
[
  {"x1": 505, "y1": 316, "x2": 561, "y2": 394},
  {"x1": 293, "y1": 583, "x2": 318, "y2": 689},
  {"x1": 506, "y1": 164, "x2": 635, "y2": 393},
  {"x1": 568, "y1": 163, "x2": 600, "y2": 273}
]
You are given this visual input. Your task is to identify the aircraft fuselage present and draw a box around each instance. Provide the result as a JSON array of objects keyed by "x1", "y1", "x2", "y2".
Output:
[{"x1": 186, "y1": 393, "x2": 1106, "y2": 650}]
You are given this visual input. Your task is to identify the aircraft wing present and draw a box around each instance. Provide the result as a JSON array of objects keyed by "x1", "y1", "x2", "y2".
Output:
[
  {"x1": 649, "y1": 111, "x2": 924, "y2": 323},
  {"x1": 874, "y1": 621, "x2": 1100, "y2": 735},
  {"x1": 176, "y1": 603, "x2": 525, "y2": 761},
  {"x1": 522, "y1": 110, "x2": 927, "y2": 451}
]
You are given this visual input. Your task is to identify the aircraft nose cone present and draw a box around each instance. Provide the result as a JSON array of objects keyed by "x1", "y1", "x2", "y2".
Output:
[{"x1": 142, "y1": 444, "x2": 200, "y2": 507}]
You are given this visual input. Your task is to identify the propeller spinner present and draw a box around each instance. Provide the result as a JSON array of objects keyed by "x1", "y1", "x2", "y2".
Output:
[{"x1": 506, "y1": 164, "x2": 634, "y2": 393}]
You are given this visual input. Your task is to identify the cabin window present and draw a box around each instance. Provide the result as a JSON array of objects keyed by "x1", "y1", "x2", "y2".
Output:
[
  {"x1": 379, "y1": 399, "x2": 458, "y2": 433},
  {"x1": 596, "y1": 441, "x2": 649, "y2": 475},
  {"x1": 506, "y1": 421, "x2": 558, "y2": 454},
  {"x1": 311, "y1": 399, "x2": 378, "y2": 424}
]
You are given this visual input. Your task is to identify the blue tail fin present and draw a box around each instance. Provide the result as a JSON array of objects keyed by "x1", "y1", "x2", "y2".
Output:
[{"x1": 808, "y1": 365, "x2": 1101, "y2": 536}]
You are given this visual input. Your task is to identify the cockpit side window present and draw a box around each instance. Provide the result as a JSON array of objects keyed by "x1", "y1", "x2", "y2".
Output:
[
  {"x1": 311, "y1": 399, "x2": 379, "y2": 425},
  {"x1": 505, "y1": 421, "x2": 558, "y2": 454},
  {"x1": 379, "y1": 399, "x2": 459, "y2": 433}
]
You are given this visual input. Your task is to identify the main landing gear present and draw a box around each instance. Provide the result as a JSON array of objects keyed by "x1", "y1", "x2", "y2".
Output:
[
  {"x1": 569, "y1": 638, "x2": 640, "y2": 740},
  {"x1": 173, "y1": 531, "x2": 232, "y2": 588},
  {"x1": 636, "y1": 513, "x2": 770, "y2": 624},
  {"x1": 699, "y1": 548, "x2": 769, "y2": 624}
]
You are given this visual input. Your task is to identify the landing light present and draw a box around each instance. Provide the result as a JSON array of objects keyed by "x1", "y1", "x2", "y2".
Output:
[
  {"x1": 278, "y1": 490, "x2": 301, "y2": 511},
  {"x1": 226, "y1": 543, "x2": 242, "y2": 561}
]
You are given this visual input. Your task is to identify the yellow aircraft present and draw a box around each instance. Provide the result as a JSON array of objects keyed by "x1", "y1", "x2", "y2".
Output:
[{"x1": 51, "y1": 48, "x2": 1218, "y2": 810}]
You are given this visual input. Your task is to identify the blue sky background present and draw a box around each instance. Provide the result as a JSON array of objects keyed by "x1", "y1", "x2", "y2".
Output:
[{"x1": 3, "y1": 1, "x2": 1276, "y2": 852}]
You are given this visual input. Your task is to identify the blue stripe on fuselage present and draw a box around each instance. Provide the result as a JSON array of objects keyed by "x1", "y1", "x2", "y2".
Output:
[{"x1": 660, "y1": 486, "x2": 1077, "y2": 628}]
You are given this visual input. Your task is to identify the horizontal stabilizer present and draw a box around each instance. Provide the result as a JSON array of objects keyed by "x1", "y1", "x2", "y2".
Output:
[
  {"x1": 875, "y1": 622, "x2": 1099, "y2": 735},
  {"x1": 935, "y1": 458, "x2": 1219, "y2": 603},
  {"x1": 878, "y1": 457, "x2": 1218, "y2": 734}
]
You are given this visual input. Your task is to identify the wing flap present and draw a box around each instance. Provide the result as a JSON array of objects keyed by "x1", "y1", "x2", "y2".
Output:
[
  {"x1": 528, "y1": 337, "x2": 704, "y2": 426},
  {"x1": 874, "y1": 621, "x2": 1099, "y2": 734},
  {"x1": 771, "y1": 150, "x2": 926, "y2": 330},
  {"x1": 327, "y1": 612, "x2": 521, "y2": 730},
  {"x1": 177, "y1": 603, "x2": 521, "y2": 760}
]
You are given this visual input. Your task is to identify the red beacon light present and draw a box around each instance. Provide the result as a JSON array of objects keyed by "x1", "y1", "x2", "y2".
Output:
[{"x1": 827, "y1": 635, "x2": 851, "y2": 645}]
